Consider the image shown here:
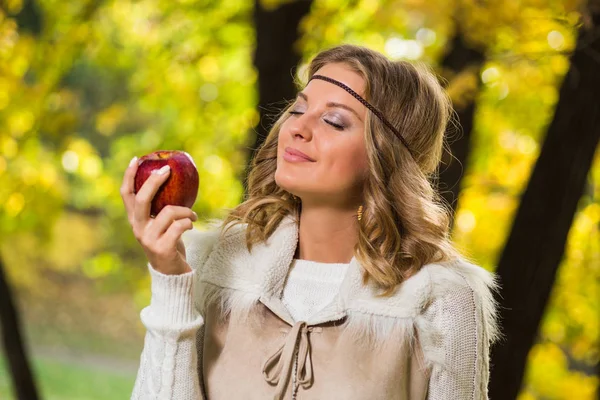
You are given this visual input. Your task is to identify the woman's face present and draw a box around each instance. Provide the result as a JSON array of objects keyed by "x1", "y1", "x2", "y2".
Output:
[{"x1": 275, "y1": 62, "x2": 369, "y2": 206}]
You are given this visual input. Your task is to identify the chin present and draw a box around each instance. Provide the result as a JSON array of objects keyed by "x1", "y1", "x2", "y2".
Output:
[
  {"x1": 274, "y1": 171, "x2": 301, "y2": 196},
  {"x1": 274, "y1": 172, "x2": 292, "y2": 193}
]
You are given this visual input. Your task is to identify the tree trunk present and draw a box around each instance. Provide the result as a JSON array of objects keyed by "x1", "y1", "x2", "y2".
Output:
[
  {"x1": 246, "y1": 0, "x2": 313, "y2": 191},
  {"x1": 0, "y1": 3, "x2": 42, "y2": 399},
  {"x1": 489, "y1": 4, "x2": 600, "y2": 399},
  {"x1": 0, "y1": 256, "x2": 40, "y2": 400},
  {"x1": 438, "y1": 30, "x2": 485, "y2": 226}
]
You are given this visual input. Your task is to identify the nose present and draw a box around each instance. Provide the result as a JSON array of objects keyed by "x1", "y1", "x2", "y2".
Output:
[{"x1": 287, "y1": 113, "x2": 313, "y2": 141}]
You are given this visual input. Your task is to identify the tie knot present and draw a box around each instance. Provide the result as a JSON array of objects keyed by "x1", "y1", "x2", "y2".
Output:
[{"x1": 262, "y1": 321, "x2": 320, "y2": 399}]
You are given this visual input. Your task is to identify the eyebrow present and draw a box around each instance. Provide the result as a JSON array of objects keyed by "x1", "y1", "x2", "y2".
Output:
[{"x1": 296, "y1": 92, "x2": 363, "y2": 122}]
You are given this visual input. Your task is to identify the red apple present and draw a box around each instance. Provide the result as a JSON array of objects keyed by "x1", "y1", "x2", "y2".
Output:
[{"x1": 133, "y1": 150, "x2": 199, "y2": 217}]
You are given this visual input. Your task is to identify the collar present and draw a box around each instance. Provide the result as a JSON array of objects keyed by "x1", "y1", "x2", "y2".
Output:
[{"x1": 198, "y1": 214, "x2": 439, "y2": 326}]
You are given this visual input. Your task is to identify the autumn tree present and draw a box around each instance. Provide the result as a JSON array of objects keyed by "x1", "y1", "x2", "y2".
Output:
[
  {"x1": 249, "y1": 0, "x2": 313, "y2": 187},
  {"x1": 489, "y1": 1, "x2": 600, "y2": 398}
]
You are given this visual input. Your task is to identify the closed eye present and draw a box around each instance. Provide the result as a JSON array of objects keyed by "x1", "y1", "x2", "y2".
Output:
[{"x1": 287, "y1": 111, "x2": 345, "y2": 130}]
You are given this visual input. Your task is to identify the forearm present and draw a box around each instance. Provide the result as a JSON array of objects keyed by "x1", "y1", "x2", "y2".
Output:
[{"x1": 131, "y1": 263, "x2": 204, "y2": 400}]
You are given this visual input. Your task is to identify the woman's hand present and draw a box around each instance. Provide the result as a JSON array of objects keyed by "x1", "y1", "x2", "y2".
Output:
[{"x1": 120, "y1": 157, "x2": 198, "y2": 275}]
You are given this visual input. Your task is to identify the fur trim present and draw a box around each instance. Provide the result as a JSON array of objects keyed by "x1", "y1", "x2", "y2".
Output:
[
  {"x1": 196, "y1": 216, "x2": 297, "y2": 296},
  {"x1": 431, "y1": 259, "x2": 503, "y2": 345},
  {"x1": 456, "y1": 260, "x2": 503, "y2": 345},
  {"x1": 184, "y1": 215, "x2": 501, "y2": 363},
  {"x1": 341, "y1": 311, "x2": 417, "y2": 350},
  {"x1": 195, "y1": 281, "x2": 262, "y2": 327},
  {"x1": 181, "y1": 224, "x2": 221, "y2": 271},
  {"x1": 414, "y1": 311, "x2": 445, "y2": 368}
]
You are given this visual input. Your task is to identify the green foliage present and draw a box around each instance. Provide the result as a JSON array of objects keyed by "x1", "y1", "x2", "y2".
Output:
[
  {"x1": 0, "y1": 0, "x2": 254, "y2": 295},
  {"x1": 0, "y1": 0, "x2": 597, "y2": 399},
  {"x1": 0, "y1": 354, "x2": 136, "y2": 400}
]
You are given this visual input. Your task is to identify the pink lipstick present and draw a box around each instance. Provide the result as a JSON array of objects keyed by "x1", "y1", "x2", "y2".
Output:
[{"x1": 284, "y1": 147, "x2": 315, "y2": 162}]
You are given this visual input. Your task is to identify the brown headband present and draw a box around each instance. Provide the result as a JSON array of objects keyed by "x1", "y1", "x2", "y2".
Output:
[{"x1": 309, "y1": 74, "x2": 415, "y2": 158}]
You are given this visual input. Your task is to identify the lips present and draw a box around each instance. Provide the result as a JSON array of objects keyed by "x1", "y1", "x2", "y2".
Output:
[{"x1": 284, "y1": 147, "x2": 315, "y2": 162}]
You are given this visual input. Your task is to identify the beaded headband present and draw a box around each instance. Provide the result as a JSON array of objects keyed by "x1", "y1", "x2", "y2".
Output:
[{"x1": 309, "y1": 74, "x2": 415, "y2": 158}]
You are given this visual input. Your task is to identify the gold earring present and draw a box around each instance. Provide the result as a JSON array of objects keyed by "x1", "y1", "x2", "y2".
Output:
[{"x1": 357, "y1": 205, "x2": 363, "y2": 221}]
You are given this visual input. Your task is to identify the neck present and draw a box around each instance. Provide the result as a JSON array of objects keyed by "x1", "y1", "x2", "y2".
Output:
[{"x1": 295, "y1": 203, "x2": 359, "y2": 264}]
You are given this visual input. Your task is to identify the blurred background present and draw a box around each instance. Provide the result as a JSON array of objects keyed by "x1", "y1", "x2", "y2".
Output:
[{"x1": 0, "y1": 0, "x2": 598, "y2": 399}]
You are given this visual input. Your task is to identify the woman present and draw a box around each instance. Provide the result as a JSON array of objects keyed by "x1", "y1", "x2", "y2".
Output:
[{"x1": 124, "y1": 44, "x2": 501, "y2": 399}]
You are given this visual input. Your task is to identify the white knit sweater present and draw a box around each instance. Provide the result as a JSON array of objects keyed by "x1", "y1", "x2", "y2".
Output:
[{"x1": 280, "y1": 258, "x2": 349, "y2": 322}]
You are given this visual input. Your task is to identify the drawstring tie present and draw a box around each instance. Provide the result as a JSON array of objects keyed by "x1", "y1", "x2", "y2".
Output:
[{"x1": 262, "y1": 321, "x2": 322, "y2": 399}]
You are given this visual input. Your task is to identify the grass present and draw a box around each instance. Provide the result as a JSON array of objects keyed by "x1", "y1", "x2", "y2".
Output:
[
  {"x1": 0, "y1": 353, "x2": 137, "y2": 400},
  {"x1": 24, "y1": 320, "x2": 144, "y2": 361}
]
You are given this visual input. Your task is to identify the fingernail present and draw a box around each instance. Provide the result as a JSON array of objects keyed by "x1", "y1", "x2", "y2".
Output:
[
  {"x1": 129, "y1": 156, "x2": 138, "y2": 167},
  {"x1": 193, "y1": 211, "x2": 198, "y2": 219},
  {"x1": 153, "y1": 165, "x2": 170, "y2": 175}
]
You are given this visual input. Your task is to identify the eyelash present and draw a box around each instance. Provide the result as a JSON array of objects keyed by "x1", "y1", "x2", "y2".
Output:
[{"x1": 287, "y1": 111, "x2": 345, "y2": 130}]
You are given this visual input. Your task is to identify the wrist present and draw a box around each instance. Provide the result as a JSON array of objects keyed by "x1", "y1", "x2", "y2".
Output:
[
  {"x1": 146, "y1": 262, "x2": 197, "y2": 325},
  {"x1": 148, "y1": 259, "x2": 192, "y2": 275}
]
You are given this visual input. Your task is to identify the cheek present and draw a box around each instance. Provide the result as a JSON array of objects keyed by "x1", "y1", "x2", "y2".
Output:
[{"x1": 324, "y1": 138, "x2": 369, "y2": 183}]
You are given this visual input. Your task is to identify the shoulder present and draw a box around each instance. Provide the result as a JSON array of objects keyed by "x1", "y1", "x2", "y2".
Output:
[
  {"x1": 413, "y1": 258, "x2": 502, "y2": 358},
  {"x1": 416, "y1": 258, "x2": 501, "y2": 329},
  {"x1": 350, "y1": 257, "x2": 498, "y2": 318},
  {"x1": 342, "y1": 257, "x2": 501, "y2": 343},
  {"x1": 184, "y1": 219, "x2": 265, "y2": 293},
  {"x1": 419, "y1": 257, "x2": 500, "y2": 310},
  {"x1": 181, "y1": 219, "x2": 226, "y2": 272}
]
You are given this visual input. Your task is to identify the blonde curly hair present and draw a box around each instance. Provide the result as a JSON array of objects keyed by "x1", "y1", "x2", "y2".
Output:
[{"x1": 222, "y1": 44, "x2": 462, "y2": 295}]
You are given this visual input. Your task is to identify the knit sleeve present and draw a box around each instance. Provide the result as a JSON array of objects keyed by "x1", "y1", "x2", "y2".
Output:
[
  {"x1": 131, "y1": 227, "x2": 220, "y2": 400},
  {"x1": 418, "y1": 269, "x2": 500, "y2": 400}
]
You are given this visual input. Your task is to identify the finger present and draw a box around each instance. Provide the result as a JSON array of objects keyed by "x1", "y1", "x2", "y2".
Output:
[
  {"x1": 120, "y1": 156, "x2": 139, "y2": 220},
  {"x1": 160, "y1": 218, "x2": 194, "y2": 252},
  {"x1": 145, "y1": 205, "x2": 198, "y2": 240},
  {"x1": 133, "y1": 165, "x2": 171, "y2": 225}
]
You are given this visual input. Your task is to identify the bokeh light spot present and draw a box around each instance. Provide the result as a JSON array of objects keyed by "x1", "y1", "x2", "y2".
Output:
[
  {"x1": 62, "y1": 150, "x2": 79, "y2": 172},
  {"x1": 416, "y1": 28, "x2": 436, "y2": 47},
  {"x1": 456, "y1": 209, "x2": 477, "y2": 233},
  {"x1": 547, "y1": 30, "x2": 565, "y2": 50}
]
